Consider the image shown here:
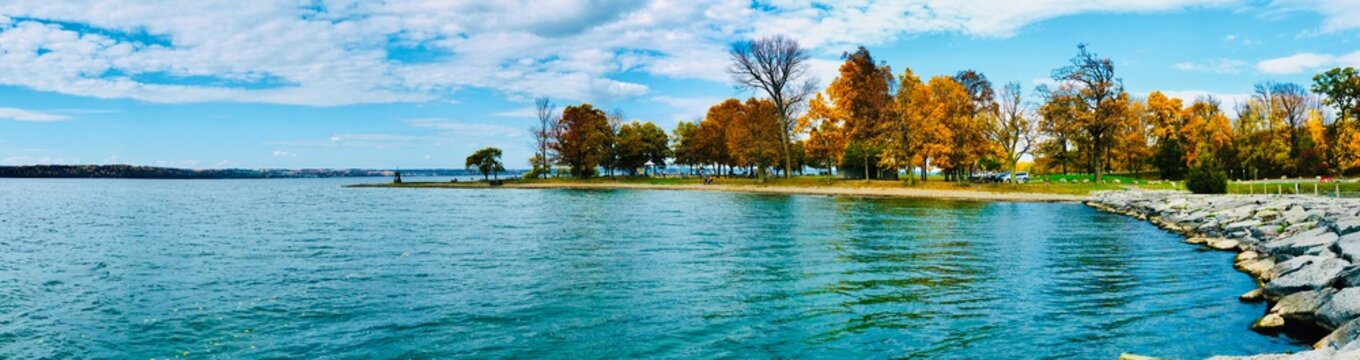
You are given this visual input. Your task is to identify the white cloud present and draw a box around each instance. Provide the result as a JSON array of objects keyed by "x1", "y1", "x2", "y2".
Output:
[
  {"x1": 751, "y1": 0, "x2": 1239, "y2": 48},
  {"x1": 1172, "y1": 58, "x2": 1247, "y2": 74},
  {"x1": 271, "y1": 150, "x2": 294, "y2": 157},
  {"x1": 0, "y1": 107, "x2": 70, "y2": 121},
  {"x1": 1256, "y1": 51, "x2": 1360, "y2": 74},
  {"x1": 1270, "y1": 0, "x2": 1360, "y2": 33},
  {"x1": 0, "y1": 0, "x2": 1257, "y2": 107}
]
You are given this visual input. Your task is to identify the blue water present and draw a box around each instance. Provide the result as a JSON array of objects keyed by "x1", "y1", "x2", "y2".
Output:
[{"x1": 0, "y1": 179, "x2": 1304, "y2": 358}]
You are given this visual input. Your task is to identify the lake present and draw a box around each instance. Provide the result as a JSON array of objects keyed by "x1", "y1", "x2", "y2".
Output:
[{"x1": 0, "y1": 178, "x2": 1304, "y2": 358}]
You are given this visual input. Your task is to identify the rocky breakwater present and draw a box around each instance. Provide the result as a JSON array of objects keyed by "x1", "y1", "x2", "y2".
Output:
[{"x1": 1088, "y1": 190, "x2": 1360, "y2": 359}]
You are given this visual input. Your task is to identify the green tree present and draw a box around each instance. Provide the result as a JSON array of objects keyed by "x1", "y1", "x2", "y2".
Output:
[
  {"x1": 465, "y1": 147, "x2": 505, "y2": 181},
  {"x1": 671, "y1": 120, "x2": 701, "y2": 174},
  {"x1": 616, "y1": 121, "x2": 671, "y2": 175},
  {"x1": 1312, "y1": 67, "x2": 1360, "y2": 174}
]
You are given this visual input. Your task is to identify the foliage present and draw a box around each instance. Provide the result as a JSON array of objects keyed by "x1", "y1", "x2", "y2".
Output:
[
  {"x1": 1185, "y1": 160, "x2": 1228, "y2": 194},
  {"x1": 729, "y1": 35, "x2": 817, "y2": 177},
  {"x1": 550, "y1": 104, "x2": 613, "y2": 178},
  {"x1": 1047, "y1": 44, "x2": 1124, "y2": 182},
  {"x1": 615, "y1": 121, "x2": 671, "y2": 175},
  {"x1": 465, "y1": 147, "x2": 505, "y2": 180}
]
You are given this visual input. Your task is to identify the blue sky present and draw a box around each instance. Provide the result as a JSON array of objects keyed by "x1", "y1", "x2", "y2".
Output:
[{"x1": 0, "y1": 0, "x2": 1357, "y2": 169}]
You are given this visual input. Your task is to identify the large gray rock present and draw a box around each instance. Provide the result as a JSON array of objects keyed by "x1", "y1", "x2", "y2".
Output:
[
  {"x1": 1336, "y1": 217, "x2": 1360, "y2": 236},
  {"x1": 1283, "y1": 205, "x2": 1310, "y2": 225},
  {"x1": 1270, "y1": 288, "x2": 1335, "y2": 324},
  {"x1": 1319, "y1": 288, "x2": 1360, "y2": 329},
  {"x1": 1265, "y1": 257, "x2": 1347, "y2": 297},
  {"x1": 1318, "y1": 317, "x2": 1360, "y2": 350},
  {"x1": 1263, "y1": 227, "x2": 1339, "y2": 257},
  {"x1": 1238, "y1": 257, "x2": 1276, "y2": 279},
  {"x1": 1334, "y1": 233, "x2": 1360, "y2": 263},
  {"x1": 1332, "y1": 266, "x2": 1360, "y2": 288},
  {"x1": 1226, "y1": 219, "x2": 1262, "y2": 233}
]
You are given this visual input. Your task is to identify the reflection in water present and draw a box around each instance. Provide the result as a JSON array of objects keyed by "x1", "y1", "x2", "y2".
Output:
[{"x1": 0, "y1": 179, "x2": 1302, "y2": 358}]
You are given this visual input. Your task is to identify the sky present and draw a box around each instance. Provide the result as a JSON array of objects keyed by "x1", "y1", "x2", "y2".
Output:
[{"x1": 0, "y1": 0, "x2": 1357, "y2": 169}]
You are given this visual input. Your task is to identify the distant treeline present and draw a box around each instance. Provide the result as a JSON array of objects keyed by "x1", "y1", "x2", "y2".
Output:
[{"x1": 0, "y1": 165, "x2": 500, "y2": 179}]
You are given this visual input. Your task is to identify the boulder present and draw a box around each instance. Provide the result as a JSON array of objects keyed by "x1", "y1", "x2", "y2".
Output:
[
  {"x1": 1237, "y1": 257, "x2": 1276, "y2": 279},
  {"x1": 1269, "y1": 288, "x2": 1336, "y2": 325},
  {"x1": 1318, "y1": 288, "x2": 1360, "y2": 329},
  {"x1": 1336, "y1": 217, "x2": 1360, "y2": 236},
  {"x1": 1263, "y1": 228, "x2": 1340, "y2": 257},
  {"x1": 1251, "y1": 313, "x2": 1286, "y2": 331},
  {"x1": 1284, "y1": 206, "x2": 1310, "y2": 225},
  {"x1": 1237, "y1": 250, "x2": 1262, "y2": 262},
  {"x1": 1314, "y1": 318, "x2": 1360, "y2": 349},
  {"x1": 1208, "y1": 238, "x2": 1241, "y2": 251},
  {"x1": 1240, "y1": 288, "x2": 1265, "y2": 302},
  {"x1": 1118, "y1": 354, "x2": 1164, "y2": 360},
  {"x1": 1252, "y1": 225, "x2": 1282, "y2": 239},
  {"x1": 1333, "y1": 233, "x2": 1360, "y2": 263},
  {"x1": 1333, "y1": 266, "x2": 1360, "y2": 288},
  {"x1": 1266, "y1": 259, "x2": 1346, "y2": 298},
  {"x1": 1227, "y1": 219, "x2": 1263, "y2": 233}
]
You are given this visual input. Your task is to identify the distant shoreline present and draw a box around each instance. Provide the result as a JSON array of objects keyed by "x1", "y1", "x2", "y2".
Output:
[
  {"x1": 348, "y1": 180, "x2": 1087, "y2": 202},
  {"x1": 0, "y1": 164, "x2": 516, "y2": 179}
]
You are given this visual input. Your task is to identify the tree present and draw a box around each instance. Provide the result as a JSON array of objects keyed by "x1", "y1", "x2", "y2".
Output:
[
  {"x1": 800, "y1": 92, "x2": 847, "y2": 175},
  {"x1": 727, "y1": 98, "x2": 785, "y2": 180},
  {"x1": 989, "y1": 82, "x2": 1037, "y2": 183},
  {"x1": 879, "y1": 67, "x2": 927, "y2": 181},
  {"x1": 529, "y1": 97, "x2": 558, "y2": 178},
  {"x1": 602, "y1": 109, "x2": 625, "y2": 177},
  {"x1": 671, "y1": 120, "x2": 701, "y2": 174},
  {"x1": 1312, "y1": 67, "x2": 1360, "y2": 175},
  {"x1": 729, "y1": 35, "x2": 817, "y2": 178},
  {"x1": 1146, "y1": 91, "x2": 1186, "y2": 179},
  {"x1": 551, "y1": 104, "x2": 613, "y2": 178},
  {"x1": 465, "y1": 147, "x2": 505, "y2": 181},
  {"x1": 1035, "y1": 87, "x2": 1081, "y2": 175},
  {"x1": 1051, "y1": 44, "x2": 1124, "y2": 182},
  {"x1": 616, "y1": 121, "x2": 671, "y2": 175},
  {"x1": 1313, "y1": 67, "x2": 1360, "y2": 128},
  {"x1": 1181, "y1": 96, "x2": 1234, "y2": 169},
  {"x1": 930, "y1": 76, "x2": 983, "y2": 183},
  {"x1": 697, "y1": 99, "x2": 741, "y2": 176},
  {"x1": 825, "y1": 46, "x2": 894, "y2": 180},
  {"x1": 1255, "y1": 82, "x2": 1311, "y2": 161}
]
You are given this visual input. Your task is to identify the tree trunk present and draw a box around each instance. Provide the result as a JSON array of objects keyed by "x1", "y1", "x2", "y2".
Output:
[
  {"x1": 1009, "y1": 159, "x2": 1018, "y2": 185},
  {"x1": 781, "y1": 127, "x2": 794, "y2": 179},
  {"x1": 863, "y1": 154, "x2": 870, "y2": 181}
]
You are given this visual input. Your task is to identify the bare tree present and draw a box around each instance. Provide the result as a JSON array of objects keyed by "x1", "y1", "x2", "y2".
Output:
[
  {"x1": 728, "y1": 35, "x2": 817, "y2": 178},
  {"x1": 990, "y1": 82, "x2": 1037, "y2": 184},
  {"x1": 1051, "y1": 44, "x2": 1123, "y2": 183},
  {"x1": 530, "y1": 97, "x2": 558, "y2": 178}
]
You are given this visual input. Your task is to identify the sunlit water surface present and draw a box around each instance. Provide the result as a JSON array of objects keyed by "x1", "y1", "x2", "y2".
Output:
[{"x1": 0, "y1": 178, "x2": 1304, "y2": 358}]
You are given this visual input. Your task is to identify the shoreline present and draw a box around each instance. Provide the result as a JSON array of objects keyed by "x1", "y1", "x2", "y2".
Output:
[
  {"x1": 1088, "y1": 190, "x2": 1360, "y2": 359},
  {"x1": 347, "y1": 181, "x2": 1086, "y2": 202}
]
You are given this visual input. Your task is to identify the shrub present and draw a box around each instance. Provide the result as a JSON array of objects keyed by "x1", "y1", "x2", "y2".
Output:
[{"x1": 1185, "y1": 163, "x2": 1227, "y2": 194}]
